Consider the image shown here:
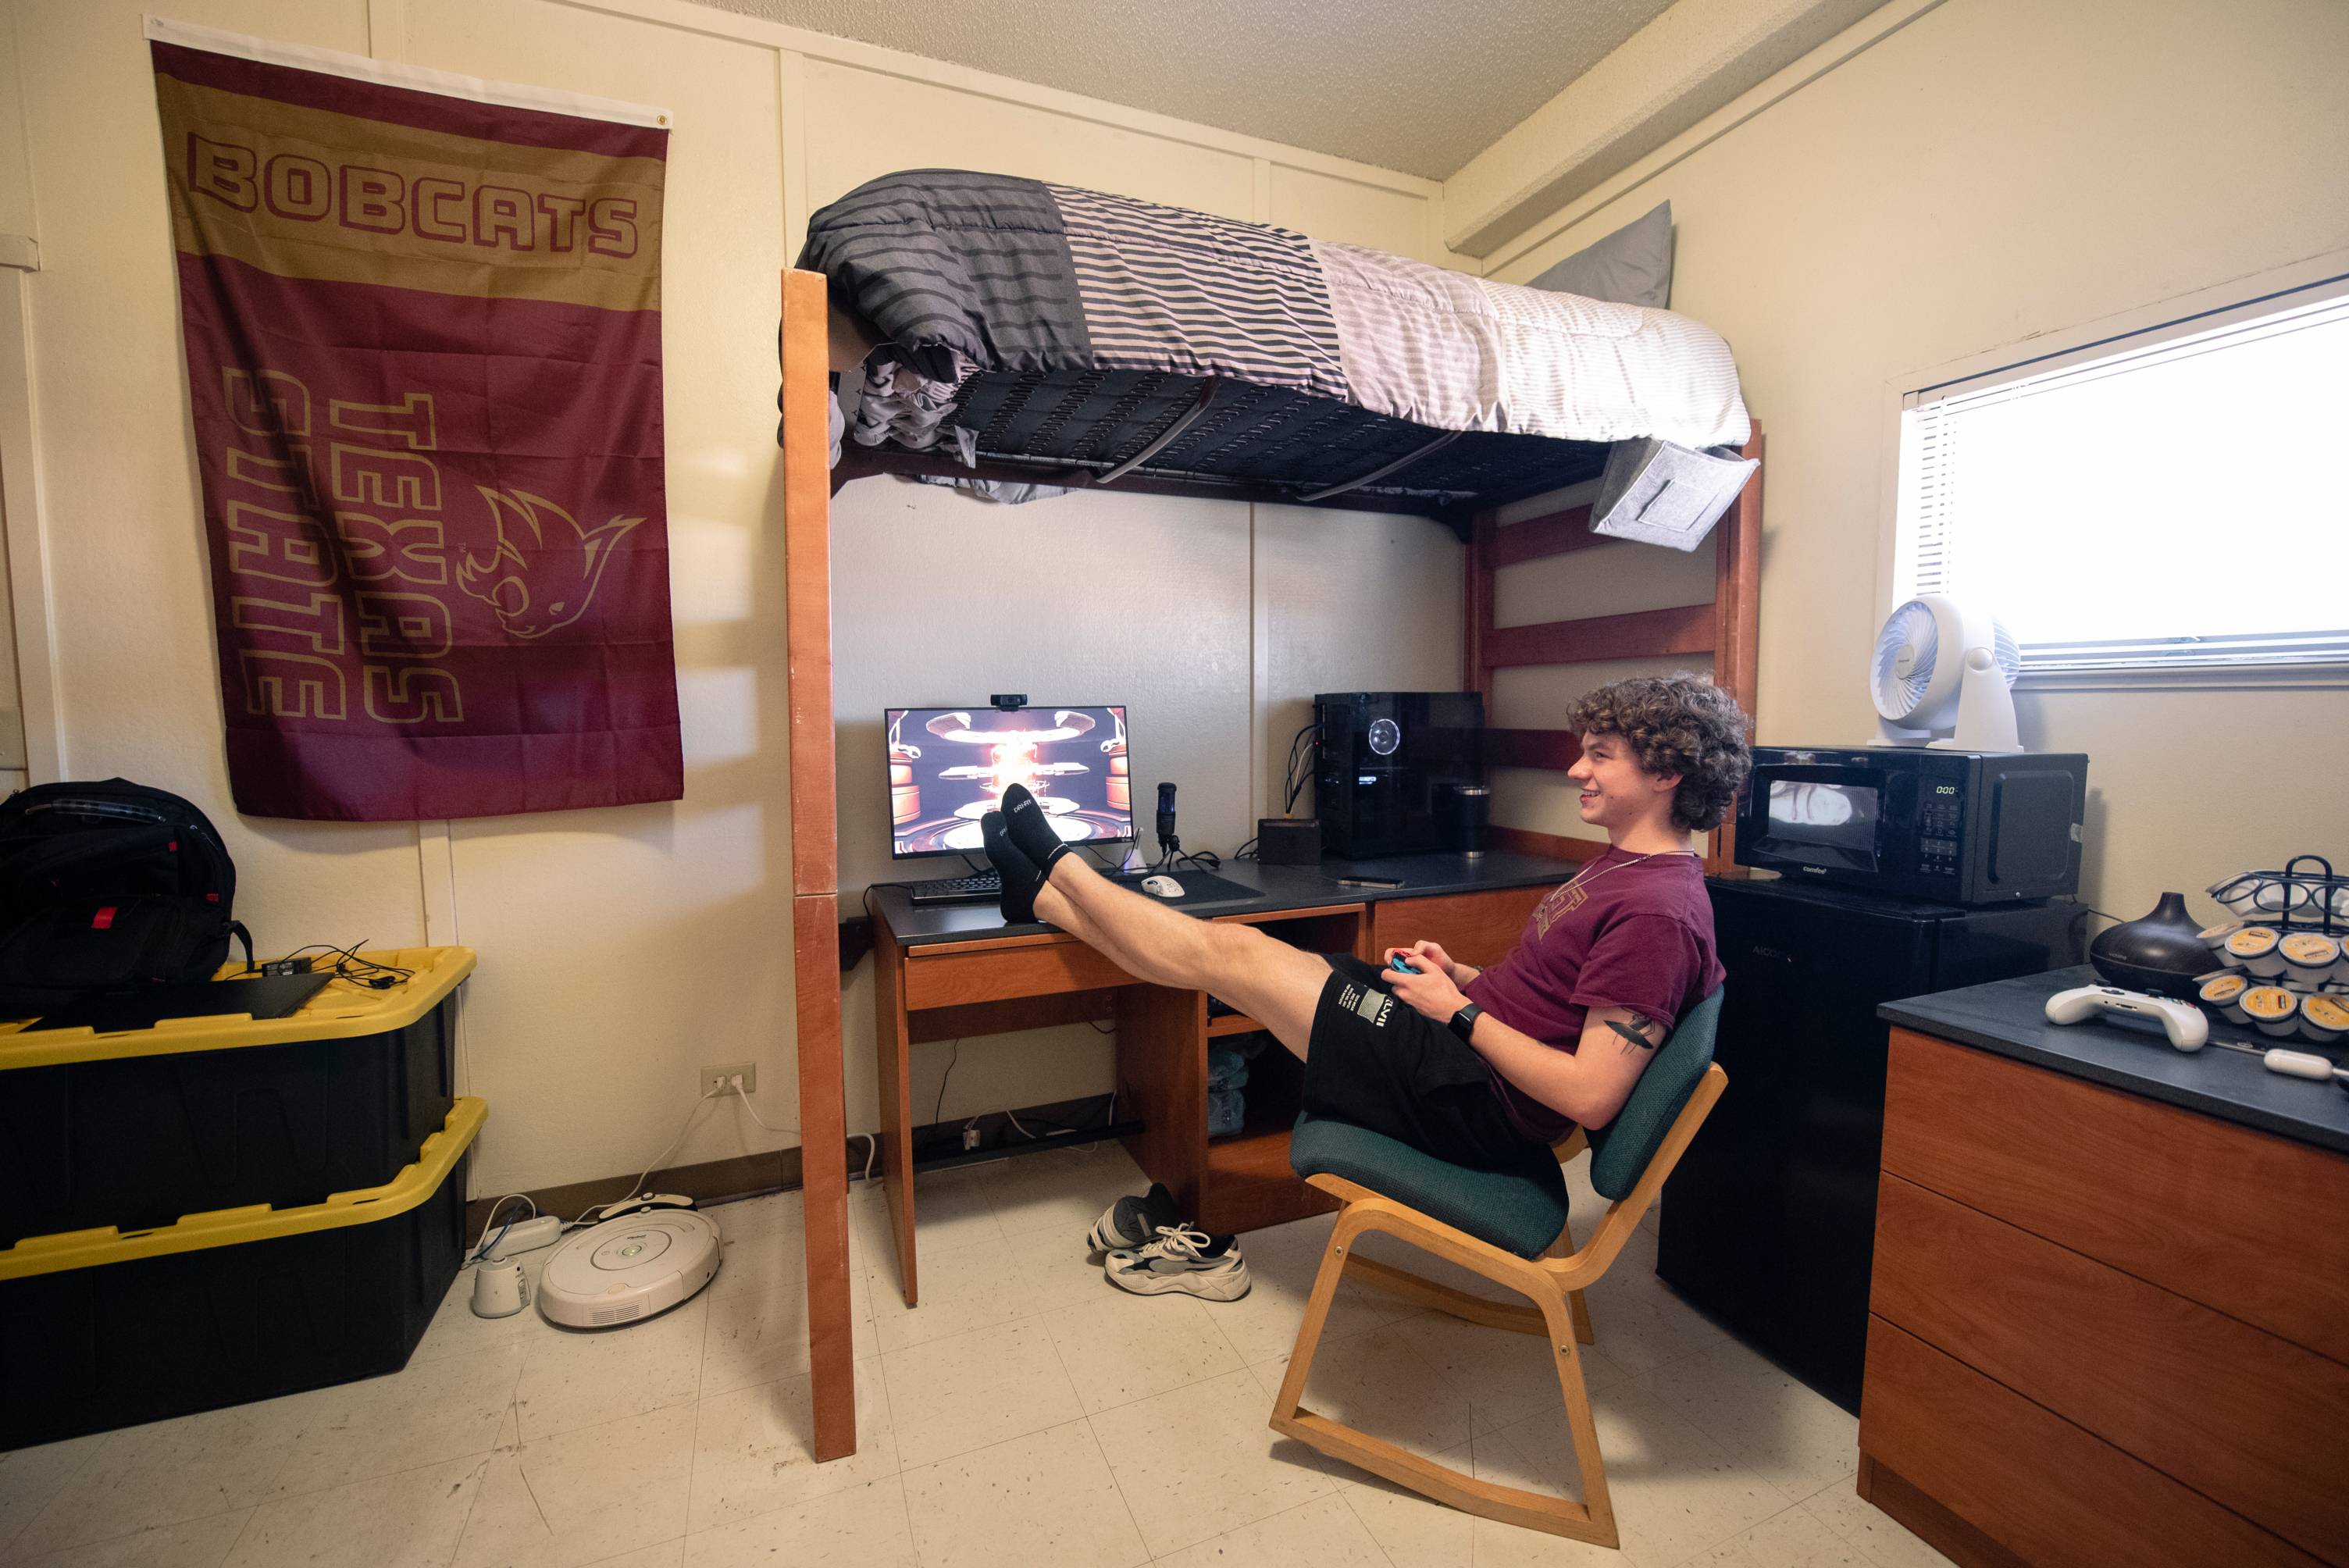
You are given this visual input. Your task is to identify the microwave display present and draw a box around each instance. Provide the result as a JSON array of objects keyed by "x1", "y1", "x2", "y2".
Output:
[{"x1": 1763, "y1": 781, "x2": 1880, "y2": 870}]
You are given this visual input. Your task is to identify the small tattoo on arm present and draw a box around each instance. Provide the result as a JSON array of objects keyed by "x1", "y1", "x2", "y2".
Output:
[{"x1": 1607, "y1": 1016, "x2": 1657, "y2": 1054}]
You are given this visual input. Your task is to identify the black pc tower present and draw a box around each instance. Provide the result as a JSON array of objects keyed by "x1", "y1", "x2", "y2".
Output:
[{"x1": 1312, "y1": 692, "x2": 1484, "y2": 860}]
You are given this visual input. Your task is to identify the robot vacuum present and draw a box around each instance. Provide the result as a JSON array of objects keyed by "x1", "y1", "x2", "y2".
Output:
[{"x1": 538, "y1": 1203, "x2": 722, "y2": 1328}]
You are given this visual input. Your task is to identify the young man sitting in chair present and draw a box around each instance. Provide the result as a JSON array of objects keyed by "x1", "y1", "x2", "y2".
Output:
[{"x1": 978, "y1": 673, "x2": 1752, "y2": 1299}]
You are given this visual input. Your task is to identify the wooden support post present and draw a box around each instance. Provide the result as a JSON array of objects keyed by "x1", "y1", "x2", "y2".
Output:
[
  {"x1": 869, "y1": 905, "x2": 917, "y2": 1306},
  {"x1": 1464, "y1": 509, "x2": 1496, "y2": 713},
  {"x1": 782, "y1": 267, "x2": 854, "y2": 1462},
  {"x1": 1709, "y1": 421, "x2": 1763, "y2": 871}
]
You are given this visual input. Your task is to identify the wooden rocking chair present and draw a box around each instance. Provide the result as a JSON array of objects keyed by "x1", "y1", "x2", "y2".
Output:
[{"x1": 1268, "y1": 989, "x2": 1727, "y2": 1548}]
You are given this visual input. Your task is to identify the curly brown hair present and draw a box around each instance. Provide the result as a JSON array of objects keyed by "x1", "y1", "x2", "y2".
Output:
[{"x1": 1563, "y1": 673, "x2": 1753, "y2": 833}]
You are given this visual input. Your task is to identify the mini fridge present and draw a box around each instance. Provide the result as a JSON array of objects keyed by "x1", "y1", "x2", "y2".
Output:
[{"x1": 1656, "y1": 876, "x2": 2077, "y2": 1414}]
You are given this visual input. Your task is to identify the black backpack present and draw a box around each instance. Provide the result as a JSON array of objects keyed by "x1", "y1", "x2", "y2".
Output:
[{"x1": 0, "y1": 779, "x2": 253, "y2": 1010}]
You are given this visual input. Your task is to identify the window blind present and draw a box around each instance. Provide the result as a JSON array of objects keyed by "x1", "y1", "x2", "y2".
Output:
[{"x1": 1895, "y1": 279, "x2": 2349, "y2": 673}]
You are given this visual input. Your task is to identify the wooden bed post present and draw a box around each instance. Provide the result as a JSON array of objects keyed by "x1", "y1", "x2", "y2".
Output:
[
  {"x1": 1462, "y1": 429, "x2": 1763, "y2": 871},
  {"x1": 782, "y1": 267, "x2": 855, "y2": 1463},
  {"x1": 1709, "y1": 421, "x2": 1764, "y2": 872},
  {"x1": 1464, "y1": 508, "x2": 1496, "y2": 715}
]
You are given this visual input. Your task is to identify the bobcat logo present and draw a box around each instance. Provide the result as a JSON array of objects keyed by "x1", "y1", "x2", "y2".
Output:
[
  {"x1": 1531, "y1": 880, "x2": 1587, "y2": 939},
  {"x1": 455, "y1": 487, "x2": 642, "y2": 640}
]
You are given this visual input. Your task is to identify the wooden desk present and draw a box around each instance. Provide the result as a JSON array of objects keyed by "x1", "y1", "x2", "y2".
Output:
[{"x1": 864, "y1": 853, "x2": 1579, "y2": 1306}]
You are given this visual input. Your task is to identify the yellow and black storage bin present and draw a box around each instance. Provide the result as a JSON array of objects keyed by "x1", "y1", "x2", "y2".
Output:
[
  {"x1": 0, "y1": 1096, "x2": 484, "y2": 1449},
  {"x1": 0, "y1": 948, "x2": 474, "y2": 1245}
]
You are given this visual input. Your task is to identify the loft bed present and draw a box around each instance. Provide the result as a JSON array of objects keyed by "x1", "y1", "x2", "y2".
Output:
[{"x1": 775, "y1": 173, "x2": 1765, "y2": 1462}]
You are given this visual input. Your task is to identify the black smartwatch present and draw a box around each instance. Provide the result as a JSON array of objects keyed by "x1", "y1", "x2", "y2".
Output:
[{"x1": 1447, "y1": 1001, "x2": 1483, "y2": 1044}]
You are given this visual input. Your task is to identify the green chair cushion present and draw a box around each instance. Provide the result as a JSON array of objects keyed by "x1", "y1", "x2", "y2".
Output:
[
  {"x1": 1585, "y1": 987, "x2": 1723, "y2": 1200},
  {"x1": 1289, "y1": 1114, "x2": 1571, "y2": 1259},
  {"x1": 1288, "y1": 987, "x2": 1725, "y2": 1253}
]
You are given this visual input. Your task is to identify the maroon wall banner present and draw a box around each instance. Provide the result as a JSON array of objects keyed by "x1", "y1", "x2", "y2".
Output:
[{"x1": 150, "y1": 18, "x2": 682, "y2": 820}]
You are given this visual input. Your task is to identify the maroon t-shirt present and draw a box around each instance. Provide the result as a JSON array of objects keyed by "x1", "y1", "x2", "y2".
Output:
[{"x1": 1462, "y1": 847, "x2": 1723, "y2": 1143}]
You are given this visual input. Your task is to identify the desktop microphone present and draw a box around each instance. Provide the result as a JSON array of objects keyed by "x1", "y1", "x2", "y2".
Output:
[{"x1": 1155, "y1": 782, "x2": 1178, "y2": 863}]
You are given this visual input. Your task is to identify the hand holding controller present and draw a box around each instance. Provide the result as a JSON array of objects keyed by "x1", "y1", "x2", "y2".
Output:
[{"x1": 2044, "y1": 984, "x2": 2210, "y2": 1051}]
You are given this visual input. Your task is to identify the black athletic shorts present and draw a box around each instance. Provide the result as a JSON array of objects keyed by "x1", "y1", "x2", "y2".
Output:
[{"x1": 1301, "y1": 955, "x2": 1549, "y2": 1171}]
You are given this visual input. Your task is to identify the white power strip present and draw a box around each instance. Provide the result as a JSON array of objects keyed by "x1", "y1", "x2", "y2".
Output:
[{"x1": 483, "y1": 1213, "x2": 565, "y2": 1260}]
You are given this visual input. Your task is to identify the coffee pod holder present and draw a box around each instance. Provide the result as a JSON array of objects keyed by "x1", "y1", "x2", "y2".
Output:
[
  {"x1": 2274, "y1": 855, "x2": 2344, "y2": 936},
  {"x1": 2208, "y1": 855, "x2": 2347, "y2": 932}
]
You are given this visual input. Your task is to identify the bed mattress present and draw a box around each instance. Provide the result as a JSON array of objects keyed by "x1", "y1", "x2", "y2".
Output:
[{"x1": 799, "y1": 169, "x2": 1751, "y2": 505}]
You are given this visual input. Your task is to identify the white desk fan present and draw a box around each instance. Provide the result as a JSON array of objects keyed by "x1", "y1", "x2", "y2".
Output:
[{"x1": 1871, "y1": 595, "x2": 2023, "y2": 751}]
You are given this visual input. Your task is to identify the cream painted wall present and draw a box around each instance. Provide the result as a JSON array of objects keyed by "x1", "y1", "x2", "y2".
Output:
[
  {"x1": 1472, "y1": 0, "x2": 2349, "y2": 912},
  {"x1": 4, "y1": 0, "x2": 1457, "y2": 1191}
]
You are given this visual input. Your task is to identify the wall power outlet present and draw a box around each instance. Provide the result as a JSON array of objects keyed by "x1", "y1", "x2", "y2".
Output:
[{"x1": 701, "y1": 1061, "x2": 757, "y2": 1098}]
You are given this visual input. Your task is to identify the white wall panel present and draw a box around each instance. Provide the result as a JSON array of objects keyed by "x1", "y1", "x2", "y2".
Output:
[
  {"x1": 829, "y1": 484, "x2": 1253, "y2": 900},
  {"x1": 1254, "y1": 504, "x2": 1461, "y2": 821},
  {"x1": 405, "y1": 0, "x2": 795, "y2": 1192},
  {"x1": 802, "y1": 58, "x2": 1254, "y2": 216},
  {"x1": 1269, "y1": 164, "x2": 1436, "y2": 260}
]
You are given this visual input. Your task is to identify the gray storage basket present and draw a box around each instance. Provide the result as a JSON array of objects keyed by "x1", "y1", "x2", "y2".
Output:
[{"x1": 1589, "y1": 437, "x2": 1757, "y2": 551}]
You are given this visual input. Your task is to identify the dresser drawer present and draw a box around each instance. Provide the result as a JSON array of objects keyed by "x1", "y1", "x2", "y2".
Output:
[
  {"x1": 1371, "y1": 885, "x2": 1556, "y2": 971},
  {"x1": 1859, "y1": 1318, "x2": 2321, "y2": 1567},
  {"x1": 1873, "y1": 1173, "x2": 2349, "y2": 1563},
  {"x1": 1883, "y1": 1030, "x2": 2349, "y2": 1365}
]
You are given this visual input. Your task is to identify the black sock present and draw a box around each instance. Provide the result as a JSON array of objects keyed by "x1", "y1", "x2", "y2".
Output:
[
  {"x1": 999, "y1": 783, "x2": 1072, "y2": 876},
  {"x1": 981, "y1": 811, "x2": 1048, "y2": 924}
]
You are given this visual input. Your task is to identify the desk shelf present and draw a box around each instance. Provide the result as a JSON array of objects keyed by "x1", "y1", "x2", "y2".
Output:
[
  {"x1": 1207, "y1": 1011, "x2": 1264, "y2": 1038},
  {"x1": 1203, "y1": 1125, "x2": 1336, "y2": 1233}
]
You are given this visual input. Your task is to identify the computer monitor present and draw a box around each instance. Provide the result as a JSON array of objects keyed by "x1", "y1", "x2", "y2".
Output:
[{"x1": 886, "y1": 704, "x2": 1133, "y2": 858}]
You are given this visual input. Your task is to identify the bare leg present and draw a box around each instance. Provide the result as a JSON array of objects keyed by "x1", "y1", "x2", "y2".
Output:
[{"x1": 1036, "y1": 857, "x2": 1329, "y2": 1060}]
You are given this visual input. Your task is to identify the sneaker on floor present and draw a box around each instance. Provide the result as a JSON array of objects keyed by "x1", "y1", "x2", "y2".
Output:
[
  {"x1": 1085, "y1": 1182, "x2": 1183, "y2": 1256},
  {"x1": 1104, "y1": 1225, "x2": 1251, "y2": 1301}
]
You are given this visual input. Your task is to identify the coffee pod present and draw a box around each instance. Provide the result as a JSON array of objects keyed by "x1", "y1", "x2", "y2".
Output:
[
  {"x1": 2198, "y1": 920, "x2": 2242, "y2": 963},
  {"x1": 2198, "y1": 971, "x2": 2252, "y2": 1025},
  {"x1": 2301, "y1": 993, "x2": 2349, "y2": 1046},
  {"x1": 2280, "y1": 931, "x2": 2341, "y2": 988},
  {"x1": 2224, "y1": 925, "x2": 2285, "y2": 977},
  {"x1": 2239, "y1": 985, "x2": 2301, "y2": 1039}
]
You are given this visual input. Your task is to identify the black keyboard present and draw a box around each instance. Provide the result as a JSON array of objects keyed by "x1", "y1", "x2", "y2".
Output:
[
  {"x1": 904, "y1": 868, "x2": 1155, "y2": 906},
  {"x1": 905, "y1": 871, "x2": 1002, "y2": 905}
]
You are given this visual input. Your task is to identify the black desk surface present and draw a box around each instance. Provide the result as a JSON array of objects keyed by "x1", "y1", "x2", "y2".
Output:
[
  {"x1": 864, "y1": 849, "x2": 1583, "y2": 947},
  {"x1": 1880, "y1": 964, "x2": 2349, "y2": 1156}
]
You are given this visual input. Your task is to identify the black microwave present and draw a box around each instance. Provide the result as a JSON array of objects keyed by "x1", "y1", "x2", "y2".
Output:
[{"x1": 1733, "y1": 747, "x2": 2087, "y2": 904}]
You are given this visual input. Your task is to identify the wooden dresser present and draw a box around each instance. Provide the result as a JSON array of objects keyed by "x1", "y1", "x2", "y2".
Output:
[{"x1": 1862, "y1": 1022, "x2": 2349, "y2": 1567}]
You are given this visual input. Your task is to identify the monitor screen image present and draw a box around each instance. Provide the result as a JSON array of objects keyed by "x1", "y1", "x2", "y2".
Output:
[{"x1": 886, "y1": 704, "x2": 1132, "y2": 857}]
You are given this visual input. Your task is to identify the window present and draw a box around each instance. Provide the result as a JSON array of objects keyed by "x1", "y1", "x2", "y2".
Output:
[{"x1": 1893, "y1": 277, "x2": 2349, "y2": 675}]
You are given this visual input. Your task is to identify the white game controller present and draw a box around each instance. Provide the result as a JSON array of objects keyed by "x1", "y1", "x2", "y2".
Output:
[{"x1": 2044, "y1": 984, "x2": 2209, "y2": 1051}]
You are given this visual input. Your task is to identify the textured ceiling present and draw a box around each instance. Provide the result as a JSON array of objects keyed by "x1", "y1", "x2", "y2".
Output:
[{"x1": 688, "y1": 0, "x2": 1677, "y2": 179}]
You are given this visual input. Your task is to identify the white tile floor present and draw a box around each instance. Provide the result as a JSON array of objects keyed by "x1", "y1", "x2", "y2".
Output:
[{"x1": 0, "y1": 1146, "x2": 1954, "y2": 1568}]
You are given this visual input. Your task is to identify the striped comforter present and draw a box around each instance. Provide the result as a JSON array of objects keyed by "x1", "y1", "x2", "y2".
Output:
[{"x1": 800, "y1": 169, "x2": 1750, "y2": 458}]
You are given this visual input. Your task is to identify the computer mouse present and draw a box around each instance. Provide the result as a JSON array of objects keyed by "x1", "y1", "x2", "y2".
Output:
[{"x1": 1140, "y1": 875, "x2": 1183, "y2": 899}]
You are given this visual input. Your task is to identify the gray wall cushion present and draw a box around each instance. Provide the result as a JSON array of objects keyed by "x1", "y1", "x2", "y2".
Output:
[{"x1": 1526, "y1": 201, "x2": 1674, "y2": 310}]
